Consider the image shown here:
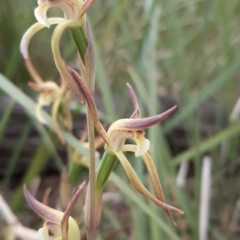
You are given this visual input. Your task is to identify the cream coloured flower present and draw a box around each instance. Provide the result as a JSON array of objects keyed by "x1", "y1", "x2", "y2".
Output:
[
  {"x1": 68, "y1": 68, "x2": 183, "y2": 224},
  {"x1": 23, "y1": 181, "x2": 86, "y2": 240},
  {"x1": 28, "y1": 81, "x2": 71, "y2": 144},
  {"x1": 35, "y1": 0, "x2": 85, "y2": 28},
  {"x1": 20, "y1": 0, "x2": 96, "y2": 104},
  {"x1": 23, "y1": 55, "x2": 71, "y2": 143}
]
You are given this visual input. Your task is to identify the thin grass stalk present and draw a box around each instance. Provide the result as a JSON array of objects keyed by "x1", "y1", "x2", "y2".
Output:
[
  {"x1": 220, "y1": 97, "x2": 240, "y2": 165},
  {"x1": 143, "y1": 5, "x2": 166, "y2": 239},
  {"x1": 163, "y1": 59, "x2": 240, "y2": 134},
  {"x1": 4, "y1": 44, "x2": 22, "y2": 79},
  {"x1": 199, "y1": 156, "x2": 212, "y2": 240},
  {"x1": 210, "y1": 229, "x2": 229, "y2": 240},
  {"x1": 219, "y1": 0, "x2": 233, "y2": 117},
  {"x1": 4, "y1": 121, "x2": 32, "y2": 187},
  {"x1": 131, "y1": 202, "x2": 147, "y2": 240},
  {"x1": 229, "y1": 199, "x2": 240, "y2": 232},
  {"x1": 98, "y1": 0, "x2": 129, "y2": 47},
  {"x1": 172, "y1": 122, "x2": 240, "y2": 165},
  {"x1": 176, "y1": 160, "x2": 189, "y2": 187},
  {"x1": 0, "y1": 100, "x2": 14, "y2": 144}
]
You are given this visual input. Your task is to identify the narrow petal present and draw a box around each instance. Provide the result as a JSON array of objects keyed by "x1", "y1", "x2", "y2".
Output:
[
  {"x1": 126, "y1": 83, "x2": 140, "y2": 119},
  {"x1": 20, "y1": 18, "x2": 63, "y2": 58},
  {"x1": 68, "y1": 67, "x2": 109, "y2": 145},
  {"x1": 28, "y1": 82, "x2": 43, "y2": 91},
  {"x1": 112, "y1": 105, "x2": 177, "y2": 130},
  {"x1": 142, "y1": 152, "x2": 175, "y2": 222},
  {"x1": 112, "y1": 151, "x2": 184, "y2": 220},
  {"x1": 61, "y1": 181, "x2": 86, "y2": 240},
  {"x1": 80, "y1": 0, "x2": 96, "y2": 17},
  {"x1": 122, "y1": 144, "x2": 178, "y2": 224},
  {"x1": 51, "y1": 20, "x2": 84, "y2": 103},
  {"x1": 24, "y1": 185, "x2": 63, "y2": 224},
  {"x1": 28, "y1": 82, "x2": 59, "y2": 92},
  {"x1": 25, "y1": 58, "x2": 44, "y2": 83},
  {"x1": 20, "y1": 22, "x2": 46, "y2": 58}
]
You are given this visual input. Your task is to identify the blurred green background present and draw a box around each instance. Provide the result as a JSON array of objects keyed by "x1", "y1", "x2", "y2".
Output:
[{"x1": 1, "y1": 0, "x2": 240, "y2": 239}]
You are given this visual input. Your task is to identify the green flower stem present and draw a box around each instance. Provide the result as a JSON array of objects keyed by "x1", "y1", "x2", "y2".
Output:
[
  {"x1": 70, "y1": 24, "x2": 97, "y2": 240},
  {"x1": 96, "y1": 152, "x2": 118, "y2": 190},
  {"x1": 95, "y1": 152, "x2": 118, "y2": 232},
  {"x1": 70, "y1": 26, "x2": 88, "y2": 63}
]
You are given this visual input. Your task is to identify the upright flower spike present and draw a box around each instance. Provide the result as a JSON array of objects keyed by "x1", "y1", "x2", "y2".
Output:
[
  {"x1": 24, "y1": 181, "x2": 86, "y2": 240},
  {"x1": 68, "y1": 68, "x2": 183, "y2": 224},
  {"x1": 78, "y1": 22, "x2": 95, "y2": 91}
]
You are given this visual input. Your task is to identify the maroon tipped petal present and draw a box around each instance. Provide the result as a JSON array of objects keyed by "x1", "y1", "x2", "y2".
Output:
[
  {"x1": 24, "y1": 185, "x2": 63, "y2": 224},
  {"x1": 126, "y1": 83, "x2": 140, "y2": 119},
  {"x1": 119, "y1": 106, "x2": 177, "y2": 130}
]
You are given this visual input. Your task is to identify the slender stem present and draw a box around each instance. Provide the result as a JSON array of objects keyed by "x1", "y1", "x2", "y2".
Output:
[
  {"x1": 96, "y1": 152, "x2": 118, "y2": 189},
  {"x1": 70, "y1": 27, "x2": 88, "y2": 63},
  {"x1": 85, "y1": 27, "x2": 97, "y2": 238},
  {"x1": 87, "y1": 106, "x2": 97, "y2": 240},
  {"x1": 70, "y1": 23, "x2": 96, "y2": 240}
]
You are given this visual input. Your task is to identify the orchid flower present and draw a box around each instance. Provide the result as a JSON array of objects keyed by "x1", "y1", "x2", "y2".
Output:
[
  {"x1": 29, "y1": 80, "x2": 71, "y2": 143},
  {"x1": 25, "y1": 57, "x2": 71, "y2": 143},
  {"x1": 20, "y1": 0, "x2": 96, "y2": 104},
  {"x1": 68, "y1": 68, "x2": 184, "y2": 225},
  {"x1": 23, "y1": 181, "x2": 86, "y2": 240}
]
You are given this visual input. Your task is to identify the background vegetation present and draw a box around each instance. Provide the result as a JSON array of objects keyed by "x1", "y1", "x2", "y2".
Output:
[{"x1": 1, "y1": 0, "x2": 240, "y2": 239}]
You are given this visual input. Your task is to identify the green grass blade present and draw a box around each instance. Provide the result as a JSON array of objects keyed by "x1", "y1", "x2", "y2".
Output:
[
  {"x1": 0, "y1": 100, "x2": 14, "y2": 144},
  {"x1": 11, "y1": 135, "x2": 59, "y2": 211},
  {"x1": 3, "y1": 121, "x2": 32, "y2": 187},
  {"x1": 164, "y1": 60, "x2": 240, "y2": 133},
  {"x1": 173, "y1": 122, "x2": 240, "y2": 165}
]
